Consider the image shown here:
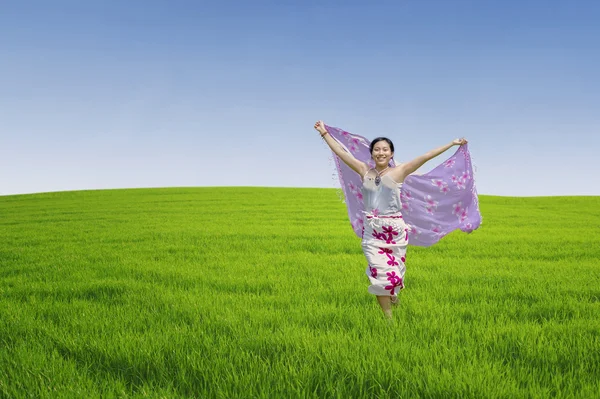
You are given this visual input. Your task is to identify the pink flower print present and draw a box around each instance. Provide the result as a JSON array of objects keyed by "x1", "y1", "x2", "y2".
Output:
[
  {"x1": 461, "y1": 171, "x2": 471, "y2": 181},
  {"x1": 356, "y1": 191, "x2": 363, "y2": 201},
  {"x1": 369, "y1": 266, "x2": 378, "y2": 278},
  {"x1": 348, "y1": 181, "x2": 357, "y2": 192},
  {"x1": 372, "y1": 230, "x2": 386, "y2": 240},
  {"x1": 353, "y1": 215, "x2": 364, "y2": 234},
  {"x1": 404, "y1": 228, "x2": 409, "y2": 241},
  {"x1": 400, "y1": 191, "x2": 412, "y2": 211},
  {"x1": 455, "y1": 179, "x2": 466, "y2": 190},
  {"x1": 432, "y1": 179, "x2": 444, "y2": 188},
  {"x1": 464, "y1": 222, "x2": 473, "y2": 231},
  {"x1": 378, "y1": 247, "x2": 393, "y2": 255},
  {"x1": 349, "y1": 143, "x2": 358, "y2": 153},
  {"x1": 444, "y1": 158, "x2": 456, "y2": 168},
  {"x1": 440, "y1": 186, "x2": 450, "y2": 194},
  {"x1": 382, "y1": 226, "x2": 398, "y2": 236},
  {"x1": 424, "y1": 195, "x2": 438, "y2": 208},
  {"x1": 382, "y1": 226, "x2": 398, "y2": 244},
  {"x1": 385, "y1": 271, "x2": 404, "y2": 295},
  {"x1": 431, "y1": 179, "x2": 449, "y2": 193},
  {"x1": 424, "y1": 195, "x2": 438, "y2": 214},
  {"x1": 372, "y1": 208, "x2": 380, "y2": 217},
  {"x1": 452, "y1": 202, "x2": 463, "y2": 215},
  {"x1": 386, "y1": 271, "x2": 401, "y2": 285},
  {"x1": 342, "y1": 131, "x2": 349, "y2": 138},
  {"x1": 431, "y1": 224, "x2": 443, "y2": 234},
  {"x1": 408, "y1": 224, "x2": 420, "y2": 237},
  {"x1": 400, "y1": 255, "x2": 406, "y2": 263},
  {"x1": 458, "y1": 207, "x2": 469, "y2": 222},
  {"x1": 451, "y1": 175, "x2": 459, "y2": 183},
  {"x1": 386, "y1": 254, "x2": 399, "y2": 266}
]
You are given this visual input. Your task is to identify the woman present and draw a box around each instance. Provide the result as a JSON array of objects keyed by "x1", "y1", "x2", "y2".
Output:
[{"x1": 314, "y1": 120, "x2": 468, "y2": 319}]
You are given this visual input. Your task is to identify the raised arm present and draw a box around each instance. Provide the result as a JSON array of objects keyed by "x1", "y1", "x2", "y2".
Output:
[
  {"x1": 314, "y1": 121, "x2": 368, "y2": 177},
  {"x1": 397, "y1": 138, "x2": 468, "y2": 179}
]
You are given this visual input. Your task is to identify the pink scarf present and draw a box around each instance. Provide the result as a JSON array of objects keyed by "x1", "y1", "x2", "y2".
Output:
[{"x1": 325, "y1": 125, "x2": 482, "y2": 246}]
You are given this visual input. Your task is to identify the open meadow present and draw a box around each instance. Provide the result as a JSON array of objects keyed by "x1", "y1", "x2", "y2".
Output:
[{"x1": 1, "y1": 187, "x2": 599, "y2": 398}]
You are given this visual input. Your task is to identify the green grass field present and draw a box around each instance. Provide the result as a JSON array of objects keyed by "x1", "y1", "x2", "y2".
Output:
[{"x1": 1, "y1": 187, "x2": 599, "y2": 398}]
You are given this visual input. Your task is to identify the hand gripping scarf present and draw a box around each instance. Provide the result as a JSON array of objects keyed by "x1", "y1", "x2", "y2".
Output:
[{"x1": 325, "y1": 124, "x2": 482, "y2": 247}]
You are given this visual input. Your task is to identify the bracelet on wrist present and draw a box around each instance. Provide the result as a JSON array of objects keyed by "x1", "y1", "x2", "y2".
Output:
[{"x1": 320, "y1": 131, "x2": 329, "y2": 137}]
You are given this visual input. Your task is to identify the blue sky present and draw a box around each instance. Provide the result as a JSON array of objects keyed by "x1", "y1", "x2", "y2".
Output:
[{"x1": 1, "y1": 0, "x2": 598, "y2": 196}]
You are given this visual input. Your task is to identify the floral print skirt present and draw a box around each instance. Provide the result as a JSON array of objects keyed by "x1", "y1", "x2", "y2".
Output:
[{"x1": 361, "y1": 213, "x2": 409, "y2": 296}]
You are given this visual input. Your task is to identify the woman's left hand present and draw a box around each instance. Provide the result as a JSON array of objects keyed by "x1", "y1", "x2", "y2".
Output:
[{"x1": 453, "y1": 138, "x2": 468, "y2": 146}]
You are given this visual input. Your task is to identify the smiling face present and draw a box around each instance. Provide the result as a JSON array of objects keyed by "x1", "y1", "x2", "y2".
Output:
[{"x1": 371, "y1": 139, "x2": 394, "y2": 168}]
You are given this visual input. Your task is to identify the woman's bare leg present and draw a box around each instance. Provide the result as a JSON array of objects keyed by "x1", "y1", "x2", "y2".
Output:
[{"x1": 376, "y1": 296, "x2": 393, "y2": 319}]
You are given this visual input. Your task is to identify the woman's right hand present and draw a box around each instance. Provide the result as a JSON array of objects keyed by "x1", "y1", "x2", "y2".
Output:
[{"x1": 314, "y1": 120, "x2": 327, "y2": 135}]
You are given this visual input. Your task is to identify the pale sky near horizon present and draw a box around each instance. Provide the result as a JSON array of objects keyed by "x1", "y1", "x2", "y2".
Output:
[{"x1": 1, "y1": 1, "x2": 599, "y2": 197}]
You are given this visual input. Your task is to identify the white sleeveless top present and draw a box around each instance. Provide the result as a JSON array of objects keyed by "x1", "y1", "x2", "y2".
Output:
[{"x1": 361, "y1": 173, "x2": 403, "y2": 215}]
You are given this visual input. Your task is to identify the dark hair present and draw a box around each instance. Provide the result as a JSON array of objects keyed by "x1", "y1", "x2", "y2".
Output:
[{"x1": 370, "y1": 137, "x2": 395, "y2": 154}]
